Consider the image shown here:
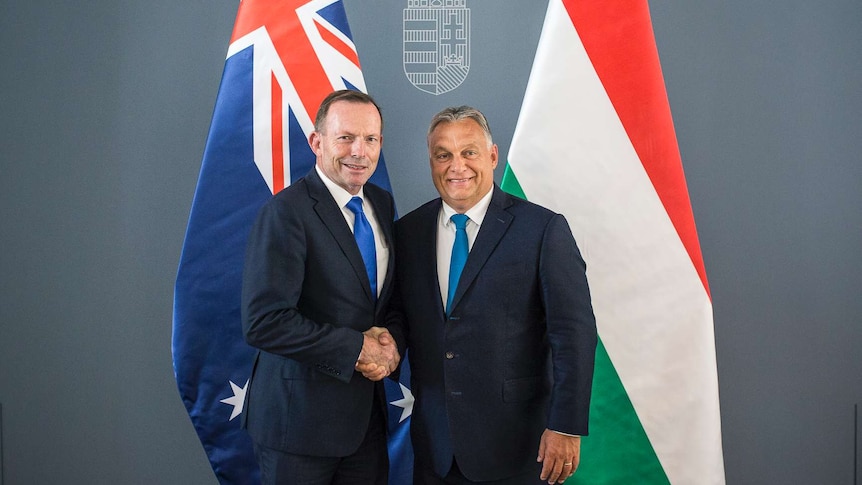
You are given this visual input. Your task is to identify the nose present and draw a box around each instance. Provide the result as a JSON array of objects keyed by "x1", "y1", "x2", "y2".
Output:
[
  {"x1": 351, "y1": 139, "x2": 366, "y2": 159},
  {"x1": 449, "y1": 154, "x2": 467, "y2": 171}
]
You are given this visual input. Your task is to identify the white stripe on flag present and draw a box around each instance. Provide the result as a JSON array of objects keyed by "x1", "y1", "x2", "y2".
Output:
[{"x1": 507, "y1": 1, "x2": 724, "y2": 483}]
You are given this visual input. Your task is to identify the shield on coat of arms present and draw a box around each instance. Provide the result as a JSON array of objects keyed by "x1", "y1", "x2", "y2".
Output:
[{"x1": 403, "y1": 0, "x2": 471, "y2": 95}]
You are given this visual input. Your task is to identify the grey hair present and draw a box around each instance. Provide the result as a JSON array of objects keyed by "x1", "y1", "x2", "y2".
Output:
[{"x1": 427, "y1": 106, "x2": 493, "y2": 147}]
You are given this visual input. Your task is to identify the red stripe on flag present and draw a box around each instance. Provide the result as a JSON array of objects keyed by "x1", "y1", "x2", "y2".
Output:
[
  {"x1": 271, "y1": 72, "x2": 285, "y2": 194},
  {"x1": 232, "y1": 0, "x2": 336, "y2": 130},
  {"x1": 562, "y1": 0, "x2": 710, "y2": 297},
  {"x1": 315, "y1": 19, "x2": 360, "y2": 68}
]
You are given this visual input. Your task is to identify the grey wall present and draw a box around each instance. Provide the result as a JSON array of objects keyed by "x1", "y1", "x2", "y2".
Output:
[
  {"x1": 0, "y1": 1, "x2": 231, "y2": 483},
  {"x1": 1, "y1": 1, "x2": 860, "y2": 484},
  {"x1": 649, "y1": 2, "x2": 862, "y2": 483},
  {"x1": 345, "y1": 0, "x2": 548, "y2": 213}
]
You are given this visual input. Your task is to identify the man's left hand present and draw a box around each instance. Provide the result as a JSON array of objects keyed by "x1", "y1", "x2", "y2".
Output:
[{"x1": 537, "y1": 430, "x2": 581, "y2": 484}]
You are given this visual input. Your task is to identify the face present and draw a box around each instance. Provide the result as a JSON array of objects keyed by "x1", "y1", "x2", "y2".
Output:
[
  {"x1": 310, "y1": 100, "x2": 382, "y2": 195},
  {"x1": 428, "y1": 119, "x2": 498, "y2": 213}
]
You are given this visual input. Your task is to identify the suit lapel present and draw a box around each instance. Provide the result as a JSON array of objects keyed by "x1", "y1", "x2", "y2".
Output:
[
  {"x1": 408, "y1": 199, "x2": 446, "y2": 317},
  {"x1": 421, "y1": 200, "x2": 447, "y2": 317},
  {"x1": 305, "y1": 169, "x2": 375, "y2": 303},
  {"x1": 366, "y1": 187, "x2": 394, "y2": 314},
  {"x1": 449, "y1": 187, "x2": 513, "y2": 313}
]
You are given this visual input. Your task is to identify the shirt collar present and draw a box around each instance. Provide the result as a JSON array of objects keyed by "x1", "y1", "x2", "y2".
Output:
[
  {"x1": 316, "y1": 165, "x2": 365, "y2": 209},
  {"x1": 441, "y1": 185, "x2": 494, "y2": 227}
]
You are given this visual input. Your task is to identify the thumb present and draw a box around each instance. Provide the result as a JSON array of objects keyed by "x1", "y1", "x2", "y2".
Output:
[{"x1": 377, "y1": 331, "x2": 393, "y2": 346}]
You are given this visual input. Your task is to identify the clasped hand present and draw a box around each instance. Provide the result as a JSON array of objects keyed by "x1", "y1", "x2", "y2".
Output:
[{"x1": 355, "y1": 327, "x2": 400, "y2": 381}]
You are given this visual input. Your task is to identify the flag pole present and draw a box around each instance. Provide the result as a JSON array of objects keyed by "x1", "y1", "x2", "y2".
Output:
[{"x1": 1, "y1": 402, "x2": 5, "y2": 485}]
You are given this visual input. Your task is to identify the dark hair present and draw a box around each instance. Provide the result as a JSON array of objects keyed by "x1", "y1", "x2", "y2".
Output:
[
  {"x1": 427, "y1": 105, "x2": 493, "y2": 146},
  {"x1": 314, "y1": 89, "x2": 383, "y2": 132}
]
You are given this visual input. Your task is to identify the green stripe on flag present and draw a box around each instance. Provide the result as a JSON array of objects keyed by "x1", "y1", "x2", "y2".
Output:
[
  {"x1": 501, "y1": 164, "x2": 669, "y2": 484},
  {"x1": 573, "y1": 339, "x2": 669, "y2": 484},
  {"x1": 500, "y1": 163, "x2": 527, "y2": 199}
]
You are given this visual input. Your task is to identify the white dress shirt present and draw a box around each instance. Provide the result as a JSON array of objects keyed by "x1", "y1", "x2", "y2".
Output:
[
  {"x1": 316, "y1": 165, "x2": 389, "y2": 297},
  {"x1": 436, "y1": 188, "x2": 494, "y2": 309}
]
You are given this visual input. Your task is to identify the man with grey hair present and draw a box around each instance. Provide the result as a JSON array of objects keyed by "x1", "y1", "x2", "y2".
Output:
[{"x1": 387, "y1": 105, "x2": 597, "y2": 484}]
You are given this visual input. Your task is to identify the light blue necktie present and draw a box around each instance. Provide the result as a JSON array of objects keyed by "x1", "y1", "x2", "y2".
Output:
[
  {"x1": 346, "y1": 196, "x2": 377, "y2": 300},
  {"x1": 447, "y1": 213, "x2": 469, "y2": 314}
]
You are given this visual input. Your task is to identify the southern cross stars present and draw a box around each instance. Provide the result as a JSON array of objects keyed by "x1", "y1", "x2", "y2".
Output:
[
  {"x1": 389, "y1": 383, "x2": 414, "y2": 423},
  {"x1": 220, "y1": 380, "x2": 249, "y2": 421}
]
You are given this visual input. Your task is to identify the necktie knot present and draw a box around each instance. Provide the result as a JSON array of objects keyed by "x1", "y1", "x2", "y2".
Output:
[
  {"x1": 346, "y1": 196, "x2": 364, "y2": 215},
  {"x1": 451, "y1": 213, "x2": 469, "y2": 230}
]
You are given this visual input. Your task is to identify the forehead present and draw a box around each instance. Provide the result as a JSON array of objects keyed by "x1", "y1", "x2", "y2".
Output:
[{"x1": 324, "y1": 101, "x2": 381, "y2": 132}]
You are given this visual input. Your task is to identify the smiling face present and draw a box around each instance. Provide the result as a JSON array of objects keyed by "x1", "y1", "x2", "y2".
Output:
[
  {"x1": 428, "y1": 118, "x2": 498, "y2": 213},
  {"x1": 310, "y1": 100, "x2": 382, "y2": 195}
]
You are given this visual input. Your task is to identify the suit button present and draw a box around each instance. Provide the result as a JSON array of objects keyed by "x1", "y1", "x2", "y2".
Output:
[{"x1": 445, "y1": 351, "x2": 455, "y2": 359}]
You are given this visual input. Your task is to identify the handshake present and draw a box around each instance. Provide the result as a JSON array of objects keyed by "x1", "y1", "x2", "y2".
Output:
[{"x1": 355, "y1": 326, "x2": 400, "y2": 381}]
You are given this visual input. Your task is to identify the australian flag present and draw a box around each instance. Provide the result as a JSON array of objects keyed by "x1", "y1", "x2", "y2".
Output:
[{"x1": 172, "y1": 1, "x2": 412, "y2": 483}]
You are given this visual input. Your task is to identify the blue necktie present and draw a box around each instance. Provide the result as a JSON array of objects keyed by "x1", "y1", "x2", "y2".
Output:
[
  {"x1": 447, "y1": 213, "x2": 469, "y2": 314},
  {"x1": 346, "y1": 196, "x2": 377, "y2": 300}
]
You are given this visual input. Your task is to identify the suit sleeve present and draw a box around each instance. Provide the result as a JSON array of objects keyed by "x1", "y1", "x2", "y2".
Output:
[
  {"x1": 383, "y1": 278, "x2": 407, "y2": 379},
  {"x1": 541, "y1": 214, "x2": 598, "y2": 435},
  {"x1": 380, "y1": 217, "x2": 407, "y2": 379},
  {"x1": 241, "y1": 197, "x2": 363, "y2": 383}
]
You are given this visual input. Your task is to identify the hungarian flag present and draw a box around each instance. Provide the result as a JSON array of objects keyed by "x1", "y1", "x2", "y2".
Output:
[
  {"x1": 502, "y1": 1, "x2": 725, "y2": 483},
  {"x1": 171, "y1": 1, "x2": 409, "y2": 483}
]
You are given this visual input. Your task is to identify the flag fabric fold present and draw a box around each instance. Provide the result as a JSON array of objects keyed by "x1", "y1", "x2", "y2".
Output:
[
  {"x1": 503, "y1": 1, "x2": 725, "y2": 483},
  {"x1": 171, "y1": 1, "x2": 409, "y2": 483}
]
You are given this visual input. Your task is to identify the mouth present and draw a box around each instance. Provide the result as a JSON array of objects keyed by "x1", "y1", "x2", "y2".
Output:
[
  {"x1": 447, "y1": 176, "x2": 474, "y2": 184},
  {"x1": 342, "y1": 161, "x2": 367, "y2": 171}
]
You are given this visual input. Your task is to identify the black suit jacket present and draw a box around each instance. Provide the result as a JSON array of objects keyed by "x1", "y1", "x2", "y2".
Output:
[
  {"x1": 240, "y1": 168, "x2": 395, "y2": 457},
  {"x1": 388, "y1": 186, "x2": 597, "y2": 481}
]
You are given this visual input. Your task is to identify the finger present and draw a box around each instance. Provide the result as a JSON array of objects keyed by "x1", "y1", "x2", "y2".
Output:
[
  {"x1": 377, "y1": 332, "x2": 393, "y2": 345},
  {"x1": 363, "y1": 368, "x2": 387, "y2": 381},
  {"x1": 558, "y1": 462, "x2": 574, "y2": 483},
  {"x1": 355, "y1": 362, "x2": 378, "y2": 373},
  {"x1": 548, "y1": 463, "x2": 563, "y2": 484},
  {"x1": 539, "y1": 460, "x2": 553, "y2": 481}
]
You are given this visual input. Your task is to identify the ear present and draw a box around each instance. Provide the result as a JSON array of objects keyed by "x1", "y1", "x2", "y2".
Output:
[
  {"x1": 490, "y1": 144, "x2": 499, "y2": 169},
  {"x1": 308, "y1": 131, "x2": 321, "y2": 155}
]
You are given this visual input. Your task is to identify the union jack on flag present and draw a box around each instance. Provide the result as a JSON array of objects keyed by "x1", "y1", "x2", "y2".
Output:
[{"x1": 171, "y1": 1, "x2": 407, "y2": 483}]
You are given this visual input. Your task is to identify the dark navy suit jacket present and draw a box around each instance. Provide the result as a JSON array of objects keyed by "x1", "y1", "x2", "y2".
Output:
[
  {"x1": 388, "y1": 186, "x2": 597, "y2": 481},
  {"x1": 240, "y1": 168, "x2": 395, "y2": 457}
]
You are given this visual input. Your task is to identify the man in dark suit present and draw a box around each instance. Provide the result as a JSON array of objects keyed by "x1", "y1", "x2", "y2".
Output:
[
  {"x1": 241, "y1": 90, "x2": 400, "y2": 485},
  {"x1": 388, "y1": 106, "x2": 597, "y2": 484}
]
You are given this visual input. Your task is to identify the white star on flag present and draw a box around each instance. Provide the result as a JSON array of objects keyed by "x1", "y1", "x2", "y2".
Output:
[
  {"x1": 389, "y1": 383, "x2": 414, "y2": 423},
  {"x1": 220, "y1": 380, "x2": 248, "y2": 421}
]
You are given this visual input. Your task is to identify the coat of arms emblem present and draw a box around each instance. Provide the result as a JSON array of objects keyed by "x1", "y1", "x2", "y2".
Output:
[{"x1": 403, "y1": 0, "x2": 471, "y2": 95}]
